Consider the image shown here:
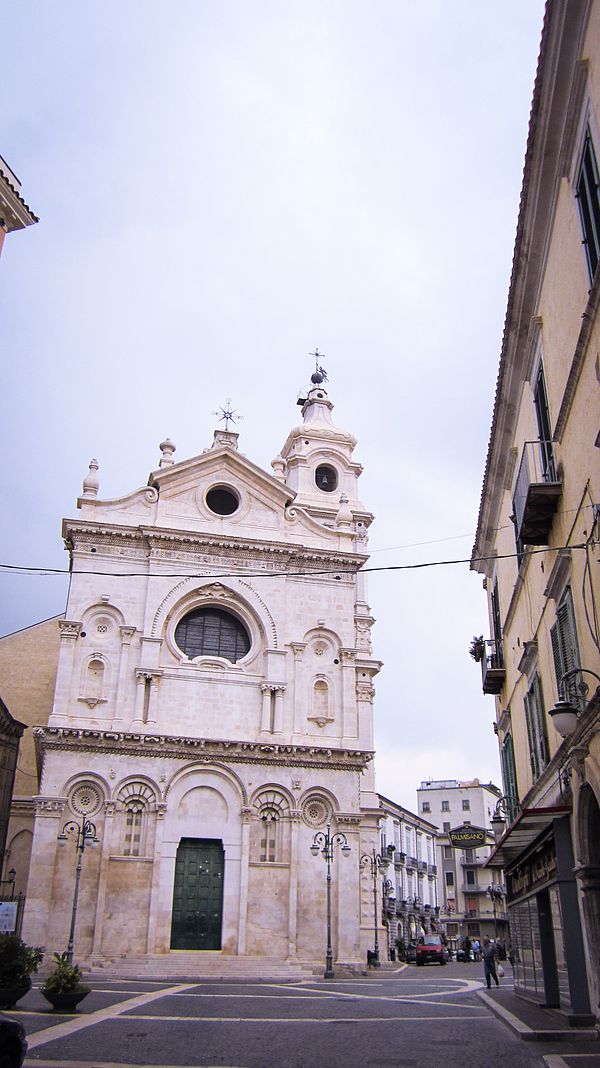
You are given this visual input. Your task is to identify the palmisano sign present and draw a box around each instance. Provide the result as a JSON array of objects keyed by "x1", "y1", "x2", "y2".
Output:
[{"x1": 447, "y1": 824, "x2": 487, "y2": 848}]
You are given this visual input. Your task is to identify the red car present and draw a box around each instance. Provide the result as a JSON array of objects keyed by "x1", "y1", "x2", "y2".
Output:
[{"x1": 415, "y1": 936, "x2": 449, "y2": 966}]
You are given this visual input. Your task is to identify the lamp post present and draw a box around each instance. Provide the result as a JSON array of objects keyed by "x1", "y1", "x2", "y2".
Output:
[
  {"x1": 548, "y1": 667, "x2": 600, "y2": 738},
  {"x1": 360, "y1": 849, "x2": 389, "y2": 967},
  {"x1": 310, "y1": 824, "x2": 351, "y2": 979},
  {"x1": 486, "y1": 884, "x2": 506, "y2": 940},
  {"x1": 382, "y1": 878, "x2": 394, "y2": 960},
  {"x1": 58, "y1": 817, "x2": 99, "y2": 965}
]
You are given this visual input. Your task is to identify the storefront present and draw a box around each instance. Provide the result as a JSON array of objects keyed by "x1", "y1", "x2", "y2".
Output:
[{"x1": 488, "y1": 806, "x2": 593, "y2": 1023}]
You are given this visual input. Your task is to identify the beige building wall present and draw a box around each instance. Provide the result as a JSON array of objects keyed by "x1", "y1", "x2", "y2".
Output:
[{"x1": 472, "y1": 0, "x2": 600, "y2": 1021}]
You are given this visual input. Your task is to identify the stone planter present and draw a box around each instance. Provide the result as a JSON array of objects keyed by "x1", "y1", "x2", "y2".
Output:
[
  {"x1": 41, "y1": 987, "x2": 90, "y2": 1013},
  {"x1": 0, "y1": 976, "x2": 32, "y2": 1008}
]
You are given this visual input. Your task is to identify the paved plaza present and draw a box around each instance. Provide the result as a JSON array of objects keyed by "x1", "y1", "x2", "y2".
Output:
[{"x1": 6, "y1": 962, "x2": 597, "y2": 1068}]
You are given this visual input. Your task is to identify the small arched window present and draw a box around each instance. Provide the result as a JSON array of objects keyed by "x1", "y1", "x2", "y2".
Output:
[
  {"x1": 84, "y1": 658, "x2": 105, "y2": 702},
  {"x1": 175, "y1": 607, "x2": 251, "y2": 662},
  {"x1": 260, "y1": 808, "x2": 279, "y2": 863}
]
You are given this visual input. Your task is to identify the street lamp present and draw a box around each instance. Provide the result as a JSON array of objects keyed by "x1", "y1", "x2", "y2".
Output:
[
  {"x1": 486, "y1": 884, "x2": 506, "y2": 940},
  {"x1": 58, "y1": 817, "x2": 99, "y2": 965},
  {"x1": 360, "y1": 849, "x2": 389, "y2": 967},
  {"x1": 310, "y1": 824, "x2": 351, "y2": 979},
  {"x1": 548, "y1": 667, "x2": 600, "y2": 738}
]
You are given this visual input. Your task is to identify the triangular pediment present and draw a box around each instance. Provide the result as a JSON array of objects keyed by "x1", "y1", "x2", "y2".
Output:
[{"x1": 148, "y1": 446, "x2": 295, "y2": 507}]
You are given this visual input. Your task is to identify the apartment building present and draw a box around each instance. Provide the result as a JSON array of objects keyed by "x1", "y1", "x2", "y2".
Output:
[
  {"x1": 471, "y1": 0, "x2": 600, "y2": 1021},
  {"x1": 377, "y1": 795, "x2": 439, "y2": 958},
  {"x1": 417, "y1": 779, "x2": 506, "y2": 951}
]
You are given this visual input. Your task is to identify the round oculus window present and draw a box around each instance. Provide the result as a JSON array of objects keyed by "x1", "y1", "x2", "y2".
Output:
[
  {"x1": 315, "y1": 464, "x2": 338, "y2": 492},
  {"x1": 206, "y1": 485, "x2": 239, "y2": 516},
  {"x1": 175, "y1": 606, "x2": 251, "y2": 662}
]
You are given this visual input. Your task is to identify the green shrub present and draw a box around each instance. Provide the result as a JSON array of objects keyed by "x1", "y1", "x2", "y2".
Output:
[
  {"x1": 41, "y1": 952, "x2": 91, "y2": 995},
  {"x1": 0, "y1": 935, "x2": 44, "y2": 986}
]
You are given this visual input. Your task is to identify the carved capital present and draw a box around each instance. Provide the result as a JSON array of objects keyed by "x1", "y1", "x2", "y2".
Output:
[
  {"x1": 33, "y1": 796, "x2": 66, "y2": 817},
  {"x1": 120, "y1": 626, "x2": 136, "y2": 645},
  {"x1": 290, "y1": 643, "x2": 307, "y2": 661},
  {"x1": 59, "y1": 620, "x2": 82, "y2": 640}
]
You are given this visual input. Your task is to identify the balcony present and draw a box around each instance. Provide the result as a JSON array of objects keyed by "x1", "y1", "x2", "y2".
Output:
[
  {"x1": 406, "y1": 856, "x2": 418, "y2": 870},
  {"x1": 481, "y1": 638, "x2": 505, "y2": 695},
  {"x1": 418, "y1": 860, "x2": 428, "y2": 872},
  {"x1": 428, "y1": 864, "x2": 437, "y2": 876},
  {"x1": 394, "y1": 852, "x2": 406, "y2": 867},
  {"x1": 513, "y1": 439, "x2": 561, "y2": 545}
]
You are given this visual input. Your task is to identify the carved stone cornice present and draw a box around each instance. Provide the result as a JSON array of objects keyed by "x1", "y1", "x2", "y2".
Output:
[
  {"x1": 34, "y1": 726, "x2": 374, "y2": 772},
  {"x1": 63, "y1": 521, "x2": 367, "y2": 573}
]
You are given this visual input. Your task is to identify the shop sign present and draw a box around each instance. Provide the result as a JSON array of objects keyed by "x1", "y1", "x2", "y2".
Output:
[
  {"x1": 0, "y1": 903, "x2": 17, "y2": 933},
  {"x1": 447, "y1": 824, "x2": 487, "y2": 848}
]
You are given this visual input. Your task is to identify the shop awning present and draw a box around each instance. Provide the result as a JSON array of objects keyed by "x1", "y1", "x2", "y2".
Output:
[{"x1": 486, "y1": 805, "x2": 571, "y2": 869}]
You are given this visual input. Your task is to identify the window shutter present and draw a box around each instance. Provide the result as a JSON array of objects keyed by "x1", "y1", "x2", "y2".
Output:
[{"x1": 551, "y1": 587, "x2": 583, "y2": 706}]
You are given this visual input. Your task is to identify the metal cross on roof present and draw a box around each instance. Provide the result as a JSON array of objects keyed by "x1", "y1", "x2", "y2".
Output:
[
  {"x1": 309, "y1": 348, "x2": 328, "y2": 382},
  {"x1": 213, "y1": 398, "x2": 243, "y2": 431}
]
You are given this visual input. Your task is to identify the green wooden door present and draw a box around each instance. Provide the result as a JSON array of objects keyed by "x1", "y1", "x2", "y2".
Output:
[{"x1": 170, "y1": 838, "x2": 224, "y2": 950}]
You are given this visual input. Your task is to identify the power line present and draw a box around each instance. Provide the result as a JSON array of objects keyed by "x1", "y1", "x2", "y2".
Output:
[{"x1": 0, "y1": 543, "x2": 587, "y2": 581}]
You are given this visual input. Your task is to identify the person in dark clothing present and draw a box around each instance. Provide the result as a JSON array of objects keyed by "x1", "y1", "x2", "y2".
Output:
[{"x1": 482, "y1": 936, "x2": 499, "y2": 988}]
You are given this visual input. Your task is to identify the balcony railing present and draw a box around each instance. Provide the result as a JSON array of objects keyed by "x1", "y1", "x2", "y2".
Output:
[
  {"x1": 481, "y1": 638, "x2": 505, "y2": 695},
  {"x1": 406, "y1": 856, "x2": 418, "y2": 869},
  {"x1": 513, "y1": 439, "x2": 561, "y2": 545},
  {"x1": 428, "y1": 864, "x2": 437, "y2": 875},
  {"x1": 418, "y1": 860, "x2": 428, "y2": 872}
]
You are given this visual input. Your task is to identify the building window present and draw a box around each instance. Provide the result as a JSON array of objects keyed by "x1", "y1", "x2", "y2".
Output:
[
  {"x1": 550, "y1": 586, "x2": 584, "y2": 708},
  {"x1": 465, "y1": 896, "x2": 478, "y2": 916},
  {"x1": 467, "y1": 922, "x2": 480, "y2": 937},
  {"x1": 576, "y1": 128, "x2": 600, "y2": 280},
  {"x1": 443, "y1": 822, "x2": 450, "y2": 832},
  {"x1": 443, "y1": 845, "x2": 453, "y2": 860},
  {"x1": 524, "y1": 674, "x2": 549, "y2": 780},
  {"x1": 441, "y1": 801, "x2": 450, "y2": 812},
  {"x1": 501, "y1": 732, "x2": 519, "y2": 815},
  {"x1": 124, "y1": 804, "x2": 145, "y2": 856},
  {"x1": 533, "y1": 363, "x2": 556, "y2": 483},
  {"x1": 466, "y1": 869, "x2": 476, "y2": 886},
  {"x1": 259, "y1": 810, "x2": 279, "y2": 863},
  {"x1": 490, "y1": 578, "x2": 504, "y2": 667},
  {"x1": 462, "y1": 800, "x2": 470, "y2": 811},
  {"x1": 445, "y1": 871, "x2": 454, "y2": 887},
  {"x1": 464, "y1": 848, "x2": 474, "y2": 863},
  {"x1": 175, "y1": 606, "x2": 250, "y2": 662},
  {"x1": 422, "y1": 802, "x2": 431, "y2": 813}
]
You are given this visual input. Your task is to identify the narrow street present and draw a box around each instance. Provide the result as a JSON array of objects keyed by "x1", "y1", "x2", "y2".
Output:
[{"x1": 12, "y1": 962, "x2": 598, "y2": 1068}]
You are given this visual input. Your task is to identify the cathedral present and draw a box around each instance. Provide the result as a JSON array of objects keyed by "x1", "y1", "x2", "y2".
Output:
[{"x1": 13, "y1": 374, "x2": 384, "y2": 971}]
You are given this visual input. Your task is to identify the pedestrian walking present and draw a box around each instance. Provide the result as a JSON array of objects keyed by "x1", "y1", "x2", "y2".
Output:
[{"x1": 482, "y1": 936, "x2": 499, "y2": 988}]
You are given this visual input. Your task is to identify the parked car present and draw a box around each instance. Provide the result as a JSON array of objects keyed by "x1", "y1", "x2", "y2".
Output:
[
  {"x1": 0, "y1": 1013, "x2": 27, "y2": 1067},
  {"x1": 406, "y1": 942, "x2": 417, "y2": 963},
  {"x1": 415, "y1": 936, "x2": 449, "y2": 966}
]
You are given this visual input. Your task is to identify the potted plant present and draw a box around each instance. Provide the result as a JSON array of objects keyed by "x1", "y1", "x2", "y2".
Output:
[
  {"x1": 0, "y1": 934, "x2": 44, "y2": 1008},
  {"x1": 41, "y1": 952, "x2": 91, "y2": 1012},
  {"x1": 469, "y1": 635, "x2": 485, "y2": 663}
]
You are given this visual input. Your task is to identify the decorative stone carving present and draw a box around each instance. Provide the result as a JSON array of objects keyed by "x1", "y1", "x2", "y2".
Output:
[
  {"x1": 58, "y1": 620, "x2": 82, "y2": 640},
  {"x1": 68, "y1": 781, "x2": 103, "y2": 817},
  {"x1": 302, "y1": 796, "x2": 331, "y2": 828}
]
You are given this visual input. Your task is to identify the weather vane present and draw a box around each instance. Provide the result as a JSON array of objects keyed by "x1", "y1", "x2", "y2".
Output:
[
  {"x1": 309, "y1": 348, "x2": 328, "y2": 384},
  {"x1": 213, "y1": 398, "x2": 243, "y2": 431}
]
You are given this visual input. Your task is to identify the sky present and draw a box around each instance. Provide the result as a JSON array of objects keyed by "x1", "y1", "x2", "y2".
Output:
[{"x1": 1, "y1": 0, "x2": 546, "y2": 814}]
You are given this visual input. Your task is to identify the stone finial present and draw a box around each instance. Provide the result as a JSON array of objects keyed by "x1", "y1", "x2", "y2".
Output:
[
  {"x1": 82, "y1": 458, "x2": 99, "y2": 498},
  {"x1": 271, "y1": 454, "x2": 286, "y2": 481},
  {"x1": 336, "y1": 492, "x2": 353, "y2": 528},
  {"x1": 159, "y1": 438, "x2": 176, "y2": 467}
]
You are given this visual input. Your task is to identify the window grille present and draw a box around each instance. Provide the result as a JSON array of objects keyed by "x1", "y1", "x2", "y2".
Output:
[{"x1": 175, "y1": 607, "x2": 250, "y2": 662}]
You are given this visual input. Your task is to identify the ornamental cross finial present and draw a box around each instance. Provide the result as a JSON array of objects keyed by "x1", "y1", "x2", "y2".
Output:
[
  {"x1": 309, "y1": 348, "x2": 328, "y2": 383},
  {"x1": 213, "y1": 398, "x2": 243, "y2": 431}
]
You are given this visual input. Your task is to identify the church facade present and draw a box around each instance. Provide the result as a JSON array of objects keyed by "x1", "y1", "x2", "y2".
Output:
[{"x1": 21, "y1": 380, "x2": 384, "y2": 969}]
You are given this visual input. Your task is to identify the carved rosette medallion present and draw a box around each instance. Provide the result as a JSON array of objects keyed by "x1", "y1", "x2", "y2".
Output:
[{"x1": 302, "y1": 795, "x2": 331, "y2": 828}]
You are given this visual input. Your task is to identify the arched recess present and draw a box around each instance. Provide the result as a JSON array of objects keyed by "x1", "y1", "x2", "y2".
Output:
[
  {"x1": 249, "y1": 785, "x2": 293, "y2": 864},
  {"x1": 115, "y1": 779, "x2": 159, "y2": 858},
  {"x1": 5, "y1": 829, "x2": 33, "y2": 895},
  {"x1": 164, "y1": 763, "x2": 246, "y2": 845},
  {"x1": 575, "y1": 783, "x2": 600, "y2": 1010},
  {"x1": 152, "y1": 577, "x2": 278, "y2": 661},
  {"x1": 80, "y1": 653, "x2": 110, "y2": 707}
]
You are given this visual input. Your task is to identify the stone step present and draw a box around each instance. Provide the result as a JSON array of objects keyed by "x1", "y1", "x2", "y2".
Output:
[{"x1": 82, "y1": 954, "x2": 317, "y2": 981}]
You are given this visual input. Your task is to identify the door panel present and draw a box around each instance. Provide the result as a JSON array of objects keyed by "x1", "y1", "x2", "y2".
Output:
[{"x1": 170, "y1": 837, "x2": 224, "y2": 950}]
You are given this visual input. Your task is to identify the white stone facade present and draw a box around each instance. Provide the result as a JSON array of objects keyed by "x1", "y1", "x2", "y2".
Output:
[{"x1": 22, "y1": 383, "x2": 384, "y2": 968}]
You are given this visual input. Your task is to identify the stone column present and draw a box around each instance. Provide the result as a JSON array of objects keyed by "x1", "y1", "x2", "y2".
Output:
[
  {"x1": 21, "y1": 797, "x2": 65, "y2": 947},
  {"x1": 114, "y1": 627, "x2": 136, "y2": 726},
  {"x1": 260, "y1": 685, "x2": 272, "y2": 733},
  {"x1": 339, "y1": 649, "x2": 357, "y2": 738},
  {"x1": 287, "y1": 811, "x2": 301, "y2": 958},
  {"x1": 273, "y1": 685, "x2": 286, "y2": 734},
  {"x1": 238, "y1": 807, "x2": 252, "y2": 955},
  {"x1": 90, "y1": 800, "x2": 116, "y2": 957},
  {"x1": 146, "y1": 803, "x2": 168, "y2": 953},
  {"x1": 51, "y1": 622, "x2": 82, "y2": 722},
  {"x1": 290, "y1": 644, "x2": 306, "y2": 734}
]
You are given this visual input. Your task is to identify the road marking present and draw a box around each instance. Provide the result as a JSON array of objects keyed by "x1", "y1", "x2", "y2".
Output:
[
  {"x1": 25, "y1": 983, "x2": 198, "y2": 1051},
  {"x1": 108, "y1": 1012, "x2": 495, "y2": 1023}
]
